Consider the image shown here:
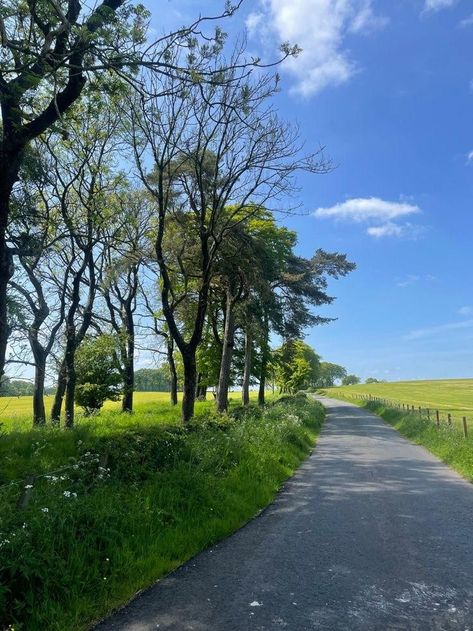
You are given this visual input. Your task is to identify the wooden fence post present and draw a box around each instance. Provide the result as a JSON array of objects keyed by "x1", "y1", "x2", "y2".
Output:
[
  {"x1": 427, "y1": 408, "x2": 430, "y2": 421},
  {"x1": 436, "y1": 410, "x2": 440, "y2": 427},
  {"x1": 16, "y1": 475, "x2": 35, "y2": 511},
  {"x1": 463, "y1": 417, "x2": 468, "y2": 438},
  {"x1": 448, "y1": 413, "x2": 452, "y2": 426}
]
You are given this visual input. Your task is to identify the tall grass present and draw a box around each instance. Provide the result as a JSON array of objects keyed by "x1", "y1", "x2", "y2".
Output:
[{"x1": 0, "y1": 396, "x2": 324, "y2": 631}]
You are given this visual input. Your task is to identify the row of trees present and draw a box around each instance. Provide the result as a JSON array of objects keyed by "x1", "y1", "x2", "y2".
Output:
[{"x1": 1, "y1": 2, "x2": 355, "y2": 426}]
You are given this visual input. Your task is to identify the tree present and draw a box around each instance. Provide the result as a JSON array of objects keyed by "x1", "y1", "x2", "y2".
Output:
[
  {"x1": 0, "y1": 0, "x2": 150, "y2": 386},
  {"x1": 75, "y1": 335, "x2": 122, "y2": 415},
  {"x1": 342, "y1": 374, "x2": 360, "y2": 386},
  {"x1": 100, "y1": 190, "x2": 150, "y2": 413},
  {"x1": 365, "y1": 377, "x2": 383, "y2": 384},
  {"x1": 274, "y1": 340, "x2": 320, "y2": 393},
  {"x1": 132, "y1": 45, "x2": 329, "y2": 423},
  {"x1": 42, "y1": 98, "x2": 124, "y2": 428},
  {"x1": 6, "y1": 143, "x2": 79, "y2": 425},
  {"x1": 0, "y1": 0, "x2": 254, "y2": 391},
  {"x1": 315, "y1": 362, "x2": 347, "y2": 388},
  {"x1": 134, "y1": 368, "x2": 171, "y2": 392}
]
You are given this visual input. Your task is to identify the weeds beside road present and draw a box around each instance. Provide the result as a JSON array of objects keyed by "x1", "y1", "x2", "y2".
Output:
[
  {"x1": 324, "y1": 392, "x2": 473, "y2": 483},
  {"x1": 0, "y1": 396, "x2": 324, "y2": 631}
]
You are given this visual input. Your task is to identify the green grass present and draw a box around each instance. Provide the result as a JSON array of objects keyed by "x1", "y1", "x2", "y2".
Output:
[
  {"x1": 321, "y1": 378, "x2": 473, "y2": 426},
  {"x1": 341, "y1": 398, "x2": 473, "y2": 484},
  {"x1": 0, "y1": 394, "x2": 324, "y2": 631},
  {"x1": 0, "y1": 391, "x2": 260, "y2": 433}
]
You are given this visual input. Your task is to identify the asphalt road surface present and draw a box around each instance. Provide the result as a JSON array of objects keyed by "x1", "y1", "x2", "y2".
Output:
[{"x1": 95, "y1": 396, "x2": 473, "y2": 630}]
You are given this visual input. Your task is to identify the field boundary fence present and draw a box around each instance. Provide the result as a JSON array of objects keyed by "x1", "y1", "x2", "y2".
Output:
[{"x1": 342, "y1": 393, "x2": 470, "y2": 439}]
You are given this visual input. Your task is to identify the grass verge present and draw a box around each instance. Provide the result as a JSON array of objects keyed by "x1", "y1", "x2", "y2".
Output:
[
  {"x1": 0, "y1": 395, "x2": 324, "y2": 631},
  {"x1": 328, "y1": 392, "x2": 473, "y2": 483}
]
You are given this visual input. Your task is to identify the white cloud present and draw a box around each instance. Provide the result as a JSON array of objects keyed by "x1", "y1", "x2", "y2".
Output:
[
  {"x1": 424, "y1": 0, "x2": 457, "y2": 12},
  {"x1": 314, "y1": 197, "x2": 424, "y2": 238},
  {"x1": 396, "y1": 274, "x2": 437, "y2": 287},
  {"x1": 459, "y1": 306, "x2": 473, "y2": 316},
  {"x1": 404, "y1": 319, "x2": 473, "y2": 341},
  {"x1": 396, "y1": 274, "x2": 421, "y2": 287},
  {"x1": 246, "y1": 0, "x2": 387, "y2": 96},
  {"x1": 314, "y1": 197, "x2": 420, "y2": 222},
  {"x1": 459, "y1": 13, "x2": 473, "y2": 27},
  {"x1": 367, "y1": 223, "x2": 404, "y2": 238},
  {"x1": 466, "y1": 150, "x2": 473, "y2": 164}
]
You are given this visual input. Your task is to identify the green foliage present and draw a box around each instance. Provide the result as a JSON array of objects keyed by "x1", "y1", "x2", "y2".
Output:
[
  {"x1": 75, "y1": 336, "x2": 122, "y2": 415},
  {"x1": 315, "y1": 362, "x2": 347, "y2": 388},
  {"x1": 134, "y1": 368, "x2": 171, "y2": 392},
  {"x1": 0, "y1": 396, "x2": 324, "y2": 630},
  {"x1": 0, "y1": 378, "x2": 34, "y2": 397},
  {"x1": 274, "y1": 339, "x2": 320, "y2": 393},
  {"x1": 342, "y1": 374, "x2": 360, "y2": 386}
]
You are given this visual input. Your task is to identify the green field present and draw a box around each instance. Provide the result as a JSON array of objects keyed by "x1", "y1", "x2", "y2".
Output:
[
  {"x1": 0, "y1": 390, "x2": 258, "y2": 433},
  {"x1": 322, "y1": 379, "x2": 473, "y2": 424}
]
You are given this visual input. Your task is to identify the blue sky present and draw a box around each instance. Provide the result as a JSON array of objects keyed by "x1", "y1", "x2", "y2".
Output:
[{"x1": 151, "y1": 0, "x2": 473, "y2": 381}]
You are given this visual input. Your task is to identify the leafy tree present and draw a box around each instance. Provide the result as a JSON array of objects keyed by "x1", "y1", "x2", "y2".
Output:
[
  {"x1": 133, "y1": 45, "x2": 328, "y2": 423},
  {"x1": 315, "y1": 362, "x2": 347, "y2": 388},
  {"x1": 74, "y1": 335, "x2": 122, "y2": 415},
  {"x1": 134, "y1": 368, "x2": 171, "y2": 392},
  {"x1": 274, "y1": 340, "x2": 320, "y2": 394},
  {"x1": 342, "y1": 374, "x2": 360, "y2": 386},
  {"x1": 365, "y1": 377, "x2": 382, "y2": 384},
  {"x1": 0, "y1": 378, "x2": 34, "y2": 397}
]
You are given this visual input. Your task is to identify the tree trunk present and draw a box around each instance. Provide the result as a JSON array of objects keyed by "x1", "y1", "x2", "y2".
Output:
[
  {"x1": 64, "y1": 330, "x2": 76, "y2": 428},
  {"x1": 121, "y1": 325, "x2": 134, "y2": 413},
  {"x1": 51, "y1": 359, "x2": 67, "y2": 425},
  {"x1": 258, "y1": 353, "x2": 267, "y2": 407},
  {"x1": 216, "y1": 290, "x2": 236, "y2": 413},
  {"x1": 32, "y1": 358, "x2": 47, "y2": 426},
  {"x1": 242, "y1": 327, "x2": 252, "y2": 406},
  {"x1": 181, "y1": 351, "x2": 197, "y2": 423},
  {"x1": 167, "y1": 338, "x2": 178, "y2": 406},
  {"x1": 64, "y1": 368, "x2": 76, "y2": 429},
  {"x1": 0, "y1": 185, "x2": 14, "y2": 386}
]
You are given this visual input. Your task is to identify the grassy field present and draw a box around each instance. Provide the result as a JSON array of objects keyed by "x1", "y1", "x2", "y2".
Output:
[
  {"x1": 322, "y1": 379, "x2": 473, "y2": 425},
  {"x1": 0, "y1": 392, "x2": 322, "y2": 631},
  {"x1": 0, "y1": 390, "x2": 257, "y2": 433}
]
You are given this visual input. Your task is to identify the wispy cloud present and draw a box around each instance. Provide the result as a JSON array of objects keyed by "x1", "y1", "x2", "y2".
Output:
[
  {"x1": 314, "y1": 197, "x2": 424, "y2": 238},
  {"x1": 396, "y1": 274, "x2": 437, "y2": 287},
  {"x1": 459, "y1": 13, "x2": 473, "y2": 27},
  {"x1": 466, "y1": 150, "x2": 473, "y2": 165},
  {"x1": 404, "y1": 319, "x2": 473, "y2": 341},
  {"x1": 459, "y1": 306, "x2": 473, "y2": 316},
  {"x1": 424, "y1": 0, "x2": 457, "y2": 12},
  {"x1": 246, "y1": 0, "x2": 388, "y2": 96}
]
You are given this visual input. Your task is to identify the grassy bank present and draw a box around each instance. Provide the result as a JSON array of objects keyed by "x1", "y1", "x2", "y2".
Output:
[
  {"x1": 0, "y1": 395, "x2": 324, "y2": 631},
  {"x1": 321, "y1": 379, "x2": 473, "y2": 426},
  {"x1": 329, "y1": 392, "x2": 473, "y2": 483}
]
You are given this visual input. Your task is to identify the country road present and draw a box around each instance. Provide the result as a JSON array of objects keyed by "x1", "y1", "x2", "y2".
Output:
[{"x1": 95, "y1": 397, "x2": 473, "y2": 630}]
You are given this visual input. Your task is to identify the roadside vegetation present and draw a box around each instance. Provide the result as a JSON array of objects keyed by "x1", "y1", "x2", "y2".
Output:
[
  {"x1": 0, "y1": 395, "x2": 324, "y2": 631},
  {"x1": 323, "y1": 379, "x2": 473, "y2": 425},
  {"x1": 324, "y1": 391, "x2": 473, "y2": 483}
]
